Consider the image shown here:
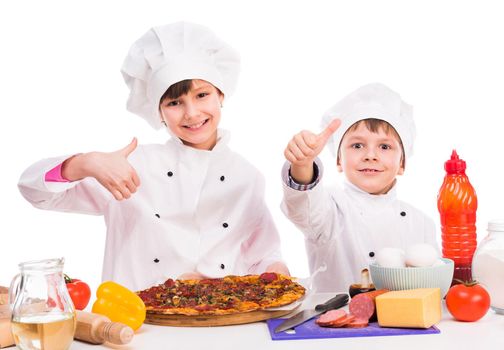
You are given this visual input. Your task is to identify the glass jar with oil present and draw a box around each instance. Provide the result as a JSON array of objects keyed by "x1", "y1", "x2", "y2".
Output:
[{"x1": 9, "y1": 258, "x2": 76, "y2": 350}]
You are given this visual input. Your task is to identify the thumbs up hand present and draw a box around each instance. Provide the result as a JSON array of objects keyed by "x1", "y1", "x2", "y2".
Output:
[
  {"x1": 61, "y1": 138, "x2": 141, "y2": 201},
  {"x1": 117, "y1": 137, "x2": 138, "y2": 158},
  {"x1": 284, "y1": 119, "x2": 341, "y2": 184}
]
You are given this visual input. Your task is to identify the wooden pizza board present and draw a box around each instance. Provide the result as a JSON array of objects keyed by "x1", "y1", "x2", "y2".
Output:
[{"x1": 145, "y1": 305, "x2": 300, "y2": 327}]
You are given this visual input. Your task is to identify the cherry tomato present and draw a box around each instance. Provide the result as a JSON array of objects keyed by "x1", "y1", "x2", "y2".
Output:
[
  {"x1": 65, "y1": 275, "x2": 91, "y2": 310},
  {"x1": 445, "y1": 281, "x2": 490, "y2": 322}
]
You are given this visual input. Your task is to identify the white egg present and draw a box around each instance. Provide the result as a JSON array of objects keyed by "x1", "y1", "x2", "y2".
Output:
[
  {"x1": 431, "y1": 258, "x2": 446, "y2": 266},
  {"x1": 405, "y1": 244, "x2": 439, "y2": 267},
  {"x1": 375, "y1": 247, "x2": 406, "y2": 268}
]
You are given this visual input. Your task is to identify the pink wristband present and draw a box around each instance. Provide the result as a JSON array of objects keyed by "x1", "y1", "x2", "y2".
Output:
[{"x1": 45, "y1": 163, "x2": 69, "y2": 182}]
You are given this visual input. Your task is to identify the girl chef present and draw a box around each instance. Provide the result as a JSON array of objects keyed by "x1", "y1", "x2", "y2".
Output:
[{"x1": 18, "y1": 22, "x2": 288, "y2": 291}]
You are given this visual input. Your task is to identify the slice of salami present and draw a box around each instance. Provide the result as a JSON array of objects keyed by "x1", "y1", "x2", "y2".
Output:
[
  {"x1": 325, "y1": 314, "x2": 356, "y2": 328},
  {"x1": 349, "y1": 289, "x2": 389, "y2": 321},
  {"x1": 316, "y1": 309, "x2": 347, "y2": 326},
  {"x1": 344, "y1": 317, "x2": 369, "y2": 328}
]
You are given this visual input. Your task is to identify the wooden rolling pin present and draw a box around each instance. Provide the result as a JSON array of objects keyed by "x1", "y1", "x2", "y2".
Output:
[{"x1": 75, "y1": 310, "x2": 134, "y2": 345}]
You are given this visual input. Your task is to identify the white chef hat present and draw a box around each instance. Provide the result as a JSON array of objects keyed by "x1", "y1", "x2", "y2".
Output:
[
  {"x1": 121, "y1": 22, "x2": 241, "y2": 129},
  {"x1": 321, "y1": 83, "x2": 416, "y2": 161}
]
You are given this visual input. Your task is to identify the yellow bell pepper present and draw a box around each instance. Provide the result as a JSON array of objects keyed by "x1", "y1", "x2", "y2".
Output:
[{"x1": 92, "y1": 281, "x2": 146, "y2": 331}]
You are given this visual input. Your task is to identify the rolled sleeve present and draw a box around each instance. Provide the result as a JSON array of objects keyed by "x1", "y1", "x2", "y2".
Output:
[{"x1": 281, "y1": 158, "x2": 324, "y2": 191}]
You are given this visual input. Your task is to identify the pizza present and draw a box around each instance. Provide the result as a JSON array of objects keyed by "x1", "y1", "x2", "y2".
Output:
[{"x1": 136, "y1": 272, "x2": 306, "y2": 316}]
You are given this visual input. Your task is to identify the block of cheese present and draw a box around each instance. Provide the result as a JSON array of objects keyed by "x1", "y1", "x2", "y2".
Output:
[{"x1": 375, "y1": 288, "x2": 441, "y2": 328}]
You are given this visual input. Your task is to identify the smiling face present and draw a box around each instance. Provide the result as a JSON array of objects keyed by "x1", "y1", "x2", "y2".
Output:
[
  {"x1": 337, "y1": 120, "x2": 404, "y2": 195},
  {"x1": 159, "y1": 79, "x2": 224, "y2": 150}
]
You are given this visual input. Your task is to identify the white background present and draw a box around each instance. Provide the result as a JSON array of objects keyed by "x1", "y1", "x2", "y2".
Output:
[{"x1": 1, "y1": 0, "x2": 503, "y2": 292}]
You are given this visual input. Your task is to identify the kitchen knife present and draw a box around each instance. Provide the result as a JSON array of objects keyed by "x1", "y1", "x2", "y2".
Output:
[{"x1": 274, "y1": 293, "x2": 349, "y2": 333}]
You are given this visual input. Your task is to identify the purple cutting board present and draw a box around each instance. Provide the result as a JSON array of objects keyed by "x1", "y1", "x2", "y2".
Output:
[{"x1": 267, "y1": 318, "x2": 440, "y2": 340}]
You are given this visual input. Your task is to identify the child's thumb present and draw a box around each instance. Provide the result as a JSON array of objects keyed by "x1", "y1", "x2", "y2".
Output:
[
  {"x1": 317, "y1": 118, "x2": 341, "y2": 145},
  {"x1": 118, "y1": 137, "x2": 138, "y2": 157}
]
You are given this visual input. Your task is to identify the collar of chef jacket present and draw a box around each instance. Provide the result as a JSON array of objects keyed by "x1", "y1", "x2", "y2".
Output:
[
  {"x1": 165, "y1": 128, "x2": 231, "y2": 154},
  {"x1": 342, "y1": 177, "x2": 398, "y2": 210}
]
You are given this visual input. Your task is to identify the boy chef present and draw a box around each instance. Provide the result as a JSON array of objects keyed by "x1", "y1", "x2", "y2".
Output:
[{"x1": 281, "y1": 83, "x2": 437, "y2": 292}]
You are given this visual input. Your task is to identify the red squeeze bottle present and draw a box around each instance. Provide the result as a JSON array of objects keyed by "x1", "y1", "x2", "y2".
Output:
[{"x1": 437, "y1": 150, "x2": 478, "y2": 283}]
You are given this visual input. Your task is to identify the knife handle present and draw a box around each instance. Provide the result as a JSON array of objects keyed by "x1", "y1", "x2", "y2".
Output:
[{"x1": 315, "y1": 294, "x2": 349, "y2": 312}]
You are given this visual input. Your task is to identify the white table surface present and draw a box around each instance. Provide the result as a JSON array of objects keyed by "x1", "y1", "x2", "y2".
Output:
[{"x1": 69, "y1": 293, "x2": 504, "y2": 350}]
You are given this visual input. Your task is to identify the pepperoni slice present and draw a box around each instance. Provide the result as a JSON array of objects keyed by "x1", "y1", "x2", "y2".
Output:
[
  {"x1": 164, "y1": 279, "x2": 175, "y2": 288},
  {"x1": 259, "y1": 272, "x2": 278, "y2": 283}
]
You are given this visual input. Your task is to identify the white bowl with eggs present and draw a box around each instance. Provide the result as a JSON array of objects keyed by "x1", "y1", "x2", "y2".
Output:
[{"x1": 369, "y1": 244, "x2": 454, "y2": 297}]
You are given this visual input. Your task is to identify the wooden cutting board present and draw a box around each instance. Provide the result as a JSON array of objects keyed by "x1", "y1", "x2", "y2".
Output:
[{"x1": 145, "y1": 305, "x2": 300, "y2": 327}]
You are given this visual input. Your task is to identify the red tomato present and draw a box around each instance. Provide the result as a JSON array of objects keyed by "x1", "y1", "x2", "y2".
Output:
[
  {"x1": 65, "y1": 276, "x2": 91, "y2": 310},
  {"x1": 445, "y1": 281, "x2": 490, "y2": 322}
]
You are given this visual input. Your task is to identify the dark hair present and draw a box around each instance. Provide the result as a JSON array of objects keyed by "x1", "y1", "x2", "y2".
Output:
[
  {"x1": 348, "y1": 119, "x2": 400, "y2": 137},
  {"x1": 159, "y1": 79, "x2": 193, "y2": 104},
  {"x1": 338, "y1": 118, "x2": 405, "y2": 168},
  {"x1": 159, "y1": 79, "x2": 223, "y2": 107}
]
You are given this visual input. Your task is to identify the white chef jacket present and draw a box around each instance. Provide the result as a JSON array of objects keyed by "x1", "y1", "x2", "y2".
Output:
[
  {"x1": 18, "y1": 130, "x2": 283, "y2": 291},
  {"x1": 281, "y1": 159, "x2": 437, "y2": 292}
]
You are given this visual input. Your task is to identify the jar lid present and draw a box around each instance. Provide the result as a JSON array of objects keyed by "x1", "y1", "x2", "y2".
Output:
[{"x1": 488, "y1": 220, "x2": 504, "y2": 232}]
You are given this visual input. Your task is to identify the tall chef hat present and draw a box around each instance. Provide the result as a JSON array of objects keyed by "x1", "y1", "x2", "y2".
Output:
[
  {"x1": 321, "y1": 83, "x2": 416, "y2": 161},
  {"x1": 121, "y1": 22, "x2": 241, "y2": 129}
]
